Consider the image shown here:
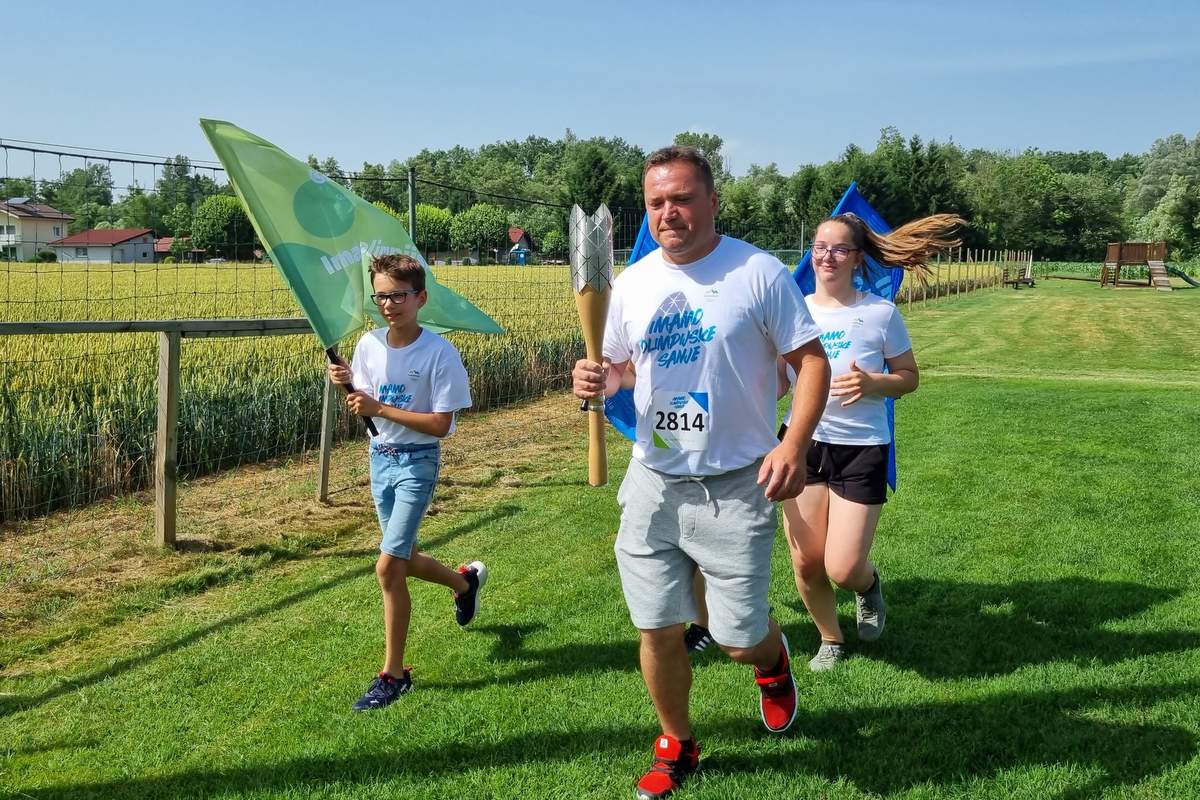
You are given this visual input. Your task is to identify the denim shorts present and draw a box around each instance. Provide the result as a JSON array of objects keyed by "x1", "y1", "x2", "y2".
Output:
[{"x1": 369, "y1": 442, "x2": 441, "y2": 559}]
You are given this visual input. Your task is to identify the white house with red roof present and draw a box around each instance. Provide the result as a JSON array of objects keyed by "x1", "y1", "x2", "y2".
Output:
[
  {"x1": 50, "y1": 228, "x2": 156, "y2": 264},
  {"x1": 0, "y1": 199, "x2": 73, "y2": 261}
]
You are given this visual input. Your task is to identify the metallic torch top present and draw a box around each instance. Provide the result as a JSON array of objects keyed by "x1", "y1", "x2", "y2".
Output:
[{"x1": 569, "y1": 204, "x2": 614, "y2": 294}]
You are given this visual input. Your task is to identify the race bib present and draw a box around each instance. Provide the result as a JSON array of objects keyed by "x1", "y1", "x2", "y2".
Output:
[{"x1": 649, "y1": 390, "x2": 710, "y2": 450}]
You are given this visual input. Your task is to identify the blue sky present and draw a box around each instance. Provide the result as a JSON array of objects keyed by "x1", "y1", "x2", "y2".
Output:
[{"x1": 4, "y1": 0, "x2": 1199, "y2": 179}]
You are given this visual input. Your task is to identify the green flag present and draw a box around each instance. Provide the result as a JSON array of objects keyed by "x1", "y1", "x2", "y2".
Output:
[{"x1": 200, "y1": 119, "x2": 503, "y2": 348}]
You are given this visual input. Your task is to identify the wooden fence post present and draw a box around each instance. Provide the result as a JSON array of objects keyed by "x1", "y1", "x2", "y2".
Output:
[
  {"x1": 317, "y1": 373, "x2": 338, "y2": 503},
  {"x1": 955, "y1": 247, "x2": 961, "y2": 297},
  {"x1": 155, "y1": 330, "x2": 180, "y2": 548}
]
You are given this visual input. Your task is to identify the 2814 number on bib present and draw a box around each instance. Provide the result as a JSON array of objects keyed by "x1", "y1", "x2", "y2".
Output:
[{"x1": 649, "y1": 391, "x2": 710, "y2": 451}]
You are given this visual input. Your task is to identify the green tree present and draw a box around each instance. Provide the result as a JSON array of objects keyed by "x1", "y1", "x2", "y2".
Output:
[
  {"x1": 114, "y1": 186, "x2": 161, "y2": 231},
  {"x1": 0, "y1": 177, "x2": 38, "y2": 202},
  {"x1": 1125, "y1": 133, "x2": 1200, "y2": 218},
  {"x1": 508, "y1": 206, "x2": 566, "y2": 250},
  {"x1": 563, "y1": 144, "x2": 620, "y2": 211},
  {"x1": 156, "y1": 155, "x2": 222, "y2": 211},
  {"x1": 69, "y1": 201, "x2": 120, "y2": 232},
  {"x1": 352, "y1": 162, "x2": 389, "y2": 204},
  {"x1": 415, "y1": 203, "x2": 453, "y2": 252},
  {"x1": 673, "y1": 131, "x2": 730, "y2": 184},
  {"x1": 164, "y1": 202, "x2": 192, "y2": 237},
  {"x1": 1049, "y1": 172, "x2": 1126, "y2": 259},
  {"x1": 372, "y1": 201, "x2": 454, "y2": 254},
  {"x1": 44, "y1": 165, "x2": 114, "y2": 230},
  {"x1": 540, "y1": 228, "x2": 567, "y2": 256},
  {"x1": 192, "y1": 195, "x2": 257, "y2": 259},
  {"x1": 450, "y1": 203, "x2": 508, "y2": 259},
  {"x1": 1136, "y1": 174, "x2": 1200, "y2": 258}
]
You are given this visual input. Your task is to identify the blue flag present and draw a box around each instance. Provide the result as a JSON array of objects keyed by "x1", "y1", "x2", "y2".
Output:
[
  {"x1": 793, "y1": 181, "x2": 902, "y2": 491},
  {"x1": 602, "y1": 215, "x2": 656, "y2": 441}
]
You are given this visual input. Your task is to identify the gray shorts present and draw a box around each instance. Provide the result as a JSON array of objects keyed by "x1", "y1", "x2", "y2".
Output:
[{"x1": 614, "y1": 457, "x2": 776, "y2": 648}]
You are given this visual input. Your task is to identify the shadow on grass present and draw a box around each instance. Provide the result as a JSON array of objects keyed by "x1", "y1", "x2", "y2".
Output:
[
  {"x1": 0, "y1": 562, "x2": 373, "y2": 720},
  {"x1": 14, "y1": 681, "x2": 1197, "y2": 799},
  {"x1": 0, "y1": 505, "x2": 521, "y2": 720},
  {"x1": 320, "y1": 503, "x2": 523, "y2": 560},
  {"x1": 421, "y1": 622, "x2": 640, "y2": 689},
  {"x1": 851, "y1": 577, "x2": 1200, "y2": 679},
  {"x1": 715, "y1": 680, "x2": 1199, "y2": 799},
  {"x1": 423, "y1": 504, "x2": 521, "y2": 550}
]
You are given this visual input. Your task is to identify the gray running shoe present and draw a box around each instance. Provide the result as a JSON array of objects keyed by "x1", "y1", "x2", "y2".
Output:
[
  {"x1": 808, "y1": 642, "x2": 848, "y2": 672},
  {"x1": 856, "y1": 569, "x2": 886, "y2": 641}
]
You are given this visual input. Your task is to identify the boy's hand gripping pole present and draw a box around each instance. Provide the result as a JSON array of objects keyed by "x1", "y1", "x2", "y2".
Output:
[{"x1": 325, "y1": 347, "x2": 380, "y2": 437}]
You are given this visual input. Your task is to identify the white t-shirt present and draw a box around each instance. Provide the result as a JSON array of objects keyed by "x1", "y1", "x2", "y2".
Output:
[
  {"x1": 604, "y1": 236, "x2": 822, "y2": 476},
  {"x1": 792, "y1": 292, "x2": 912, "y2": 445},
  {"x1": 350, "y1": 327, "x2": 472, "y2": 446}
]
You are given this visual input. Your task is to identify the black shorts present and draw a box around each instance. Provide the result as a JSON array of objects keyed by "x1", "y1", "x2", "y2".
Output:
[{"x1": 778, "y1": 425, "x2": 889, "y2": 505}]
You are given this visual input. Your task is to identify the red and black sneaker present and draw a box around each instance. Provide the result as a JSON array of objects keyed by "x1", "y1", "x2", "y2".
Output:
[
  {"x1": 635, "y1": 734, "x2": 700, "y2": 799},
  {"x1": 754, "y1": 632, "x2": 798, "y2": 733}
]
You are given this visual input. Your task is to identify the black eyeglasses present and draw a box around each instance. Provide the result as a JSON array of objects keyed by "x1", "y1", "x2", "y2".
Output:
[
  {"x1": 812, "y1": 244, "x2": 860, "y2": 260},
  {"x1": 371, "y1": 290, "x2": 420, "y2": 305}
]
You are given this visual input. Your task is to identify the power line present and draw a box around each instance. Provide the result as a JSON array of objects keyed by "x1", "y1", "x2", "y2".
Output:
[
  {"x1": 0, "y1": 138, "x2": 223, "y2": 168},
  {"x1": 1, "y1": 141, "x2": 575, "y2": 210}
]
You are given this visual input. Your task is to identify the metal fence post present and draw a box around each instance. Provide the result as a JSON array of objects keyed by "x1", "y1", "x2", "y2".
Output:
[{"x1": 408, "y1": 166, "x2": 417, "y2": 247}]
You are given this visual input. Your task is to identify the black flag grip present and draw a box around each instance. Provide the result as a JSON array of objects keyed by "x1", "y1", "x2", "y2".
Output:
[{"x1": 325, "y1": 347, "x2": 379, "y2": 437}]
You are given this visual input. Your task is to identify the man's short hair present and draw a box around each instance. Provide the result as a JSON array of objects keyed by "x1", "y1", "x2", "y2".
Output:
[
  {"x1": 642, "y1": 146, "x2": 715, "y2": 193},
  {"x1": 370, "y1": 253, "x2": 425, "y2": 292}
]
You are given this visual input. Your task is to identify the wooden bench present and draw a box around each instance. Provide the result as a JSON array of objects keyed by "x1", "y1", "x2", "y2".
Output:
[{"x1": 1002, "y1": 267, "x2": 1035, "y2": 289}]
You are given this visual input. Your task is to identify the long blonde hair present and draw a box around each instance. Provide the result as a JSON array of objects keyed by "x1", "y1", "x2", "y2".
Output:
[{"x1": 826, "y1": 212, "x2": 966, "y2": 284}]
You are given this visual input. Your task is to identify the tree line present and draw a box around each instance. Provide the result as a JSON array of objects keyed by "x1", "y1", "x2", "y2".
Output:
[{"x1": 4, "y1": 128, "x2": 1199, "y2": 262}]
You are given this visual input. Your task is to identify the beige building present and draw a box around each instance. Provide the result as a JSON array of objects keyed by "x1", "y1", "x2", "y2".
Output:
[{"x1": 0, "y1": 199, "x2": 73, "y2": 260}]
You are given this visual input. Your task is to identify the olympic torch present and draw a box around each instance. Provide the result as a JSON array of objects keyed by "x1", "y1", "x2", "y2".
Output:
[{"x1": 569, "y1": 204, "x2": 614, "y2": 487}]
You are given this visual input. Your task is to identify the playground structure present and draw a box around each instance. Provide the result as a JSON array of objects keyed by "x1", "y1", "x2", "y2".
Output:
[{"x1": 1100, "y1": 241, "x2": 1175, "y2": 291}]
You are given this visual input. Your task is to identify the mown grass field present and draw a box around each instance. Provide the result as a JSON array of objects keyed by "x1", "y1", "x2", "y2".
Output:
[{"x1": 2, "y1": 279, "x2": 1197, "y2": 799}]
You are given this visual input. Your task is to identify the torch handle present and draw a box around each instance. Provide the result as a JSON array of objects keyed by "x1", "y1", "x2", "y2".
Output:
[
  {"x1": 325, "y1": 347, "x2": 380, "y2": 438},
  {"x1": 574, "y1": 288, "x2": 609, "y2": 487}
]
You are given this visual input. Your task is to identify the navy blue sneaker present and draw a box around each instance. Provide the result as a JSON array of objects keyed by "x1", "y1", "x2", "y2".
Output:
[
  {"x1": 351, "y1": 669, "x2": 412, "y2": 711},
  {"x1": 454, "y1": 560, "x2": 488, "y2": 626}
]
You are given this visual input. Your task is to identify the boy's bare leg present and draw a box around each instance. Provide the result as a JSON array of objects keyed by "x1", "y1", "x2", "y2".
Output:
[
  {"x1": 377, "y1": 553, "x2": 412, "y2": 676},
  {"x1": 641, "y1": 625, "x2": 693, "y2": 740},
  {"x1": 406, "y1": 547, "x2": 470, "y2": 592}
]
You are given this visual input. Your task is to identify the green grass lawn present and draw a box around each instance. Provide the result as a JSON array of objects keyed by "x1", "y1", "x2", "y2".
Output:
[{"x1": 2, "y1": 281, "x2": 1199, "y2": 799}]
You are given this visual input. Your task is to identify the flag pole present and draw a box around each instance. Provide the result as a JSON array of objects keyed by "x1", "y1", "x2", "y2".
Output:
[{"x1": 325, "y1": 347, "x2": 380, "y2": 437}]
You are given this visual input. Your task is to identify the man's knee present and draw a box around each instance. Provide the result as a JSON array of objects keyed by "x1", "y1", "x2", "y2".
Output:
[
  {"x1": 720, "y1": 642, "x2": 759, "y2": 663},
  {"x1": 640, "y1": 624, "x2": 686, "y2": 653},
  {"x1": 719, "y1": 627, "x2": 776, "y2": 663}
]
